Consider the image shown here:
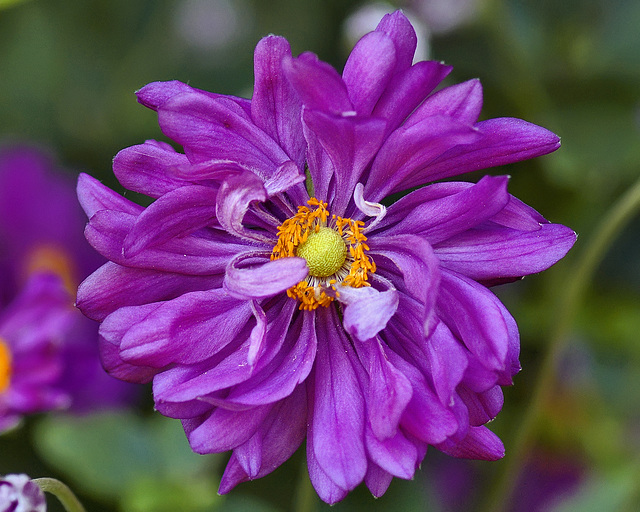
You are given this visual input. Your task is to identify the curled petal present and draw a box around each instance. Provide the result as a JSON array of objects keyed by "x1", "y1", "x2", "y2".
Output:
[
  {"x1": 186, "y1": 405, "x2": 271, "y2": 454},
  {"x1": 338, "y1": 285, "x2": 398, "y2": 342},
  {"x1": 247, "y1": 300, "x2": 267, "y2": 366},
  {"x1": 365, "y1": 425, "x2": 419, "y2": 479},
  {"x1": 354, "y1": 182, "x2": 386, "y2": 231},
  {"x1": 216, "y1": 171, "x2": 270, "y2": 242},
  {"x1": 224, "y1": 252, "x2": 309, "y2": 299}
]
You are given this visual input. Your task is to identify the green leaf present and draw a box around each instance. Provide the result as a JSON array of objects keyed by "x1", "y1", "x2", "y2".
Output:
[{"x1": 33, "y1": 411, "x2": 219, "y2": 506}]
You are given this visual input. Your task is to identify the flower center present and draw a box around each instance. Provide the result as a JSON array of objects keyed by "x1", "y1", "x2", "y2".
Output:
[
  {"x1": 271, "y1": 198, "x2": 376, "y2": 310},
  {"x1": 0, "y1": 338, "x2": 11, "y2": 394},
  {"x1": 295, "y1": 227, "x2": 347, "y2": 278}
]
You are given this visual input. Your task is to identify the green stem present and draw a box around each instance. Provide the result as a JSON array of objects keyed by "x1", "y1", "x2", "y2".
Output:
[
  {"x1": 32, "y1": 478, "x2": 86, "y2": 512},
  {"x1": 480, "y1": 173, "x2": 640, "y2": 512}
]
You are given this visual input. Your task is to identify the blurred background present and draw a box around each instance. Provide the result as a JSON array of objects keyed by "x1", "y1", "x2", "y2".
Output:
[{"x1": 0, "y1": 0, "x2": 639, "y2": 510}]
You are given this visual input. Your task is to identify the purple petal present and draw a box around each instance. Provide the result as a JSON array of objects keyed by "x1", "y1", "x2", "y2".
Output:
[
  {"x1": 307, "y1": 436, "x2": 349, "y2": 504},
  {"x1": 380, "y1": 176, "x2": 511, "y2": 245},
  {"x1": 437, "y1": 425, "x2": 505, "y2": 461},
  {"x1": 368, "y1": 234, "x2": 440, "y2": 314},
  {"x1": 77, "y1": 262, "x2": 221, "y2": 321},
  {"x1": 224, "y1": 252, "x2": 308, "y2": 299},
  {"x1": 157, "y1": 92, "x2": 289, "y2": 172},
  {"x1": 186, "y1": 405, "x2": 272, "y2": 454},
  {"x1": 436, "y1": 221, "x2": 577, "y2": 280},
  {"x1": 136, "y1": 80, "x2": 251, "y2": 114},
  {"x1": 85, "y1": 210, "x2": 246, "y2": 275},
  {"x1": 426, "y1": 322, "x2": 469, "y2": 404},
  {"x1": 365, "y1": 115, "x2": 479, "y2": 201},
  {"x1": 123, "y1": 185, "x2": 219, "y2": 256},
  {"x1": 113, "y1": 141, "x2": 191, "y2": 198},
  {"x1": 154, "y1": 298, "x2": 296, "y2": 403},
  {"x1": 137, "y1": 80, "x2": 199, "y2": 110},
  {"x1": 77, "y1": 173, "x2": 143, "y2": 218},
  {"x1": 407, "y1": 79, "x2": 483, "y2": 127},
  {"x1": 364, "y1": 463, "x2": 394, "y2": 498},
  {"x1": 436, "y1": 270, "x2": 510, "y2": 372},
  {"x1": 343, "y1": 31, "x2": 396, "y2": 116},
  {"x1": 98, "y1": 333, "x2": 158, "y2": 384},
  {"x1": 283, "y1": 52, "x2": 354, "y2": 116},
  {"x1": 365, "y1": 425, "x2": 419, "y2": 479},
  {"x1": 219, "y1": 384, "x2": 307, "y2": 492},
  {"x1": 375, "y1": 11, "x2": 417, "y2": 73},
  {"x1": 338, "y1": 285, "x2": 398, "y2": 342},
  {"x1": 311, "y1": 306, "x2": 367, "y2": 491},
  {"x1": 223, "y1": 310, "x2": 317, "y2": 406},
  {"x1": 263, "y1": 160, "x2": 305, "y2": 197},
  {"x1": 302, "y1": 110, "x2": 386, "y2": 216},
  {"x1": 366, "y1": 338, "x2": 412, "y2": 439},
  {"x1": 459, "y1": 385, "x2": 504, "y2": 426},
  {"x1": 251, "y1": 36, "x2": 306, "y2": 170},
  {"x1": 424, "y1": 117, "x2": 561, "y2": 182},
  {"x1": 216, "y1": 171, "x2": 270, "y2": 241},
  {"x1": 372, "y1": 61, "x2": 452, "y2": 135},
  {"x1": 112, "y1": 290, "x2": 253, "y2": 366},
  {"x1": 387, "y1": 350, "x2": 458, "y2": 444}
]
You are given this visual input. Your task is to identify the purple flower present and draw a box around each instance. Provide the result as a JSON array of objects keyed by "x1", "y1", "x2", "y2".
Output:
[
  {"x1": 0, "y1": 474, "x2": 46, "y2": 512},
  {"x1": 0, "y1": 145, "x2": 135, "y2": 431},
  {"x1": 76, "y1": 11, "x2": 575, "y2": 503},
  {"x1": 0, "y1": 273, "x2": 75, "y2": 432}
]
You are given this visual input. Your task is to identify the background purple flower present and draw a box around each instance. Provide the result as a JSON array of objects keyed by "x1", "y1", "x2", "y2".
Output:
[
  {"x1": 0, "y1": 144, "x2": 135, "y2": 432},
  {"x1": 0, "y1": 474, "x2": 46, "y2": 512},
  {"x1": 77, "y1": 11, "x2": 575, "y2": 504}
]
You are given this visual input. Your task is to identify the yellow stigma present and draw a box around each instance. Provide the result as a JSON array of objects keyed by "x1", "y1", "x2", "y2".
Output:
[
  {"x1": 271, "y1": 198, "x2": 376, "y2": 310},
  {"x1": 0, "y1": 338, "x2": 11, "y2": 394},
  {"x1": 25, "y1": 244, "x2": 76, "y2": 294},
  {"x1": 295, "y1": 227, "x2": 347, "y2": 278}
]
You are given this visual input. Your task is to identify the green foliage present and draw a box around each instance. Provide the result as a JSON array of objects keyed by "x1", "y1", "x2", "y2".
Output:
[{"x1": 33, "y1": 412, "x2": 220, "y2": 511}]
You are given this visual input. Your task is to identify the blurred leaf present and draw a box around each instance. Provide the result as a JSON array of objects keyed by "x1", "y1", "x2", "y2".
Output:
[
  {"x1": 551, "y1": 466, "x2": 638, "y2": 512},
  {"x1": 221, "y1": 495, "x2": 284, "y2": 512},
  {"x1": 122, "y1": 475, "x2": 219, "y2": 512},
  {"x1": 33, "y1": 411, "x2": 219, "y2": 508},
  {"x1": 0, "y1": 0, "x2": 33, "y2": 10}
]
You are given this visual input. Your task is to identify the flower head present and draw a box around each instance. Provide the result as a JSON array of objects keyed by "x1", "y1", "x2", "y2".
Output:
[
  {"x1": 77, "y1": 11, "x2": 575, "y2": 503},
  {"x1": 0, "y1": 145, "x2": 135, "y2": 432},
  {"x1": 0, "y1": 474, "x2": 46, "y2": 512}
]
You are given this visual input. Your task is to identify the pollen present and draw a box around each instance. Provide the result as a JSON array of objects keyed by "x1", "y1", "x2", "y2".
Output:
[
  {"x1": 271, "y1": 198, "x2": 376, "y2": 310},
  {"x1": 0, "y1": 338, "x2": 11, "y2": 394}
]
